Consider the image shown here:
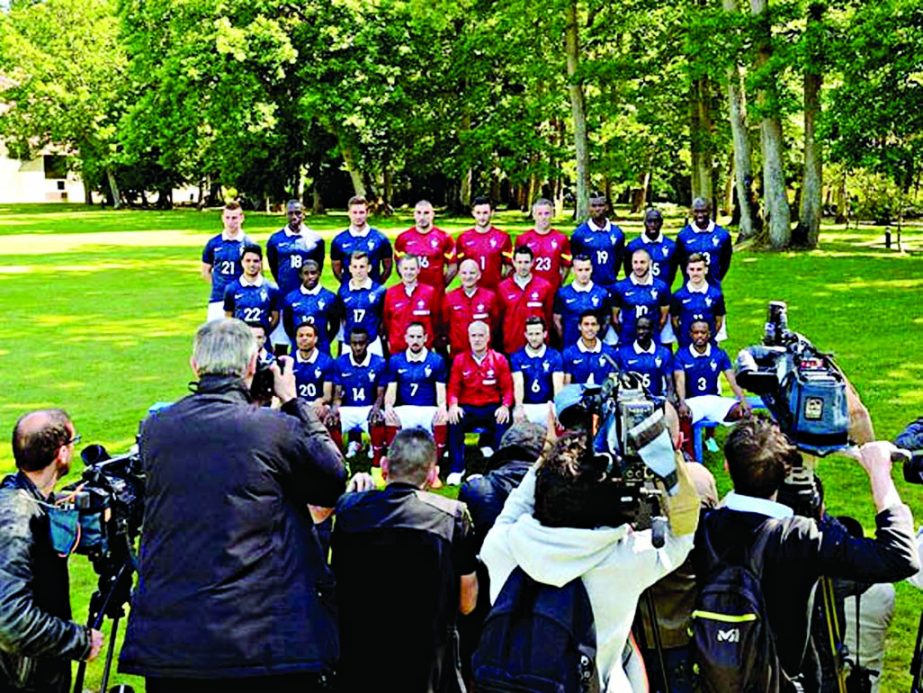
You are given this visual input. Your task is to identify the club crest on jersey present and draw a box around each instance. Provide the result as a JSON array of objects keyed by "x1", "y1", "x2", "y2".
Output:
[
  {"x1": 705, "y1": 297, "x2": 713, "y2": 307},
  {"x1": 318, "y1": 299, "x2": 325, "y2": 309},
  {"x1": 651, "y1": 289, "x2": 658, "y2": 299},
  {"x1": 314, "y1": 368, "x2": 322, "y2": 379},
  {"x1": 531, "y1": 292, "x2": 539, "y2": 300},
  {"x1": 655, "y1": 357, "x2": 663, "y2": 367},
  {"x1": 431, "y1": 238, "x2": 439, "y2": 248},
  {"x1": 591, "y1": 296, "x2": 600, "y2": 306},
  {"x1": 260, "y1": 290, "x2": 267, "y2": 301},
  {"x1": 710, "y1": 361, "x2": 718, "y2": 371},
  {"x1": 368, "y1": 371, "x2": 377, "y2": 382},
  {"x1": 712, "y1": 237, "x2": 720, "y2": 247},
  {"x1": 542, "y1": 361, "x2": 550, "y2": 372},
  {"x1": 490, "y1": 238, "x2": 497, "y2": 248},
  {"x1": 551, "y1": 240, "x2": 558, "y2": 249},
  {"x1": 367, "y1": 240, "x2": 375, "y2": 250},
  {"x1": 424, "y1": 366, "x2": 432, "y2": 378}
]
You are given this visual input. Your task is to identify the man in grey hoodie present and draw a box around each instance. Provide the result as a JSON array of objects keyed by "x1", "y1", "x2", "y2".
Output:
[{"x1": 480, "y1": 428, "x2": 700, "y2": 692}]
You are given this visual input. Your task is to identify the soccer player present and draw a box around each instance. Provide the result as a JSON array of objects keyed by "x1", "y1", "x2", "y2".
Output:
[
  {"x1": 329, "y1": 327, "x2": 388, "y2": 461},
  {"x1": 562, "y1": 310, "x2": 619, "y2": 386},
  {"x1": 246, "y1": 322, "x2": 273, "y2": 363},
  {"x1": 281, "y1": 260, "x2": 339, "y2": 355},
  {"x1": 223, "y1": 243, "x2": 280, "y2": 334},
  {"x1": 394, "y1": 200, "x2": 457, "y2": 299},
  {"x1": 266, "y1": 199, "x2": 325, "y2": 297},
  {"x1": 442, "y1": 259, "x2": 499, "y2": 355},
  {"x1": 510, "y1": 317, "x2": 564, "y2": 426},
  {"x1": 201, "y1": 201, "x2": 250, "y2": 321},
  {"x1": 455, "y1": 196, "x2": 512, "y2": 291},
  {"x1": 383, "y1": 322, "x2": 449, "y2": 463},
  {"x1": 615, "y1": 317, "x2": 674, "y2": 398},
  {"x1": 291, "y1": 321, "x2": 336, "y2": 419},
  {"x1": 610, "y1": 248, "x2": 671, "y2": 346},
  {"x1": 670, "y1": 253, "x2": 726, "y2": 348},
  {"x1": 331, "y1": 196, "x2": 393, "y2": 284},
  {"x1": 515, "y1": 198, "x2": 572, "y2": 292},
  {"x1": 382, "y1": 254, "x2": 438, "y2": 354},
  {"x1": 571, "y1": 192, "x2": 625, "y2": 292},
  {"x1": 336, "y1": 251, "x2": 387, "y2": 356},
  {"x1": 624, "y1": 208, "x2": 679, "y2": 289},
  {"x1": 675, "y1": 197, "x2": 733, "y2": 287},
  {"x1": 552, "y1": 254, "x2": 610, "y2": 349},
  {"x1": 496, "y1": 246, "x2": 555, "y2": 355},
  {"x1": 446, "y1": 321, "x2": 514, "y2": 485},
  {"x1": 673, "y1": 320, "x2": 750, "y2": 424}
]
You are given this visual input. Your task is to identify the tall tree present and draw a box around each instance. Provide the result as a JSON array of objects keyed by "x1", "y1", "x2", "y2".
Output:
[
  {"x1": 0, "y1": 0, "x2": 126, "y2": 205},
  {"x1": 750, "y1": 0, "x2": 792, "y2": 248},
  {"x1": 565, "y1": 0, "x2": 590, "y2": 219},
  {"x1": 723, "y1": 0, "x2": 756, "y2": 237}
]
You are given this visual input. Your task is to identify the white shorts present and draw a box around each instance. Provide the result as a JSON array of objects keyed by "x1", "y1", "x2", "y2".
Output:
[
  {"x1": 687, "y1": 395, "x2": 739, "y2": 425},
  {"x1": 207, "y1": 301, "x2": 225, "y2": 322},
  {"x1": 340, "y1": 336, "x2": 383, "y2": 357},
  {"x1": 716, "y1": 315, "x2": 728, "y2": 342},
  {"x1": 659, "y1": 321, "x2": 676, "y2": 344},
  {"x1": 394, "y1": 405, "x2": 438, "y2": 431},
  {"x1": 340, "y1": 405, "x2": 372, "y2": 434},
  {"x1": 521, "y1": 402, "x2": 554, "y2": 426},
  {"x1": 270, "y1": 322, "x2": 291, "y2": 349}
]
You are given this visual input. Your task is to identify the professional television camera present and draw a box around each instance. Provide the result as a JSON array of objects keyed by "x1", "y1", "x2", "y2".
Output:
[
  {"x1": 50, "y1": 444, "x2": 145, "y2": 693},
  {"x1": 735, "y1": 301, "x2": 850, "y2": 457},
  {"x1": 553, "y1": 373, "x2": 679, "y2": 546}
]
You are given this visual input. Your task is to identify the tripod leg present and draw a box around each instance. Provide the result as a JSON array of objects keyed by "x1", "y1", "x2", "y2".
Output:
[
  {"x1": 73, "y1": 589, "x2": 106, "y2": 693},
  {"x1": 100, "y1": 616, "x2": 120, "y2": 693}
]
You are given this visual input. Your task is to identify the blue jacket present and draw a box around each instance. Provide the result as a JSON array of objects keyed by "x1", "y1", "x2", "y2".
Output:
[{"x1": 119, "y1": 376, "x2": 346, "y2": 679}]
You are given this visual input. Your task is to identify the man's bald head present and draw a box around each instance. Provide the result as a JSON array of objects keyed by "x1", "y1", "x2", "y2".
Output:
[
  {"x1": 12, "y1": 409, "x2": 73, "y2": 472},
  {"x1": 459, "y1": 258, "x2": 480, "y2": 275}
]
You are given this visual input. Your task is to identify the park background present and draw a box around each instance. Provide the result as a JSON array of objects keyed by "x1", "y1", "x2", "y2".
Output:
[{"x1": 2, "y1": 0, "x2": 923, "y2": 690}]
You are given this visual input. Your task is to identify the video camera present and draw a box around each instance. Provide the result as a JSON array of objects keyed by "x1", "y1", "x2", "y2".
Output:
[
  {"x1": 50, "y1": 445, "x2": 145, "y2": 577},
  {"x1": 556, "y1": 373, "x2": 679, "y2": 545},
  {"x1": 735, "y1": 301, "x2": 850, "y2": 457}
]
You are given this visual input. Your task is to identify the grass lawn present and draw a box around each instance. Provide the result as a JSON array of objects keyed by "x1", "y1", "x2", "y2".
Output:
[{"x1": 0, "y1": 202, "x2": 921, "y2": 691}]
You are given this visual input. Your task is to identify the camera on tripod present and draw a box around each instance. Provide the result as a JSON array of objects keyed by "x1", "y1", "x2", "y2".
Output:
[
  {"x1": 552, "y1": 373, "x2": 679, "y2": 545},
  {"x1": 735, "y1": 300, "x2": 850, "y2": 457}
]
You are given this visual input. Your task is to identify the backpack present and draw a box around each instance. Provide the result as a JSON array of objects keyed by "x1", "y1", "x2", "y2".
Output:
[
  {"x1": 472, "y1": 566, "x2": 600, "y2": 693},
  {"x1": 690, "y1": 518, "x2": 781, "y2": 693}
]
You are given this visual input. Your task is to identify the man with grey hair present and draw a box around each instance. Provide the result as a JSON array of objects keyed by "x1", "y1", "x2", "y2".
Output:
[
  {"x1": 120, "y1": 318, "x2": 346, "y2": 692},
  {"x1": 332, "y1": 427, "x2": 478, "y2": 692},
  {"x1": 0, "y1": 409, "x2": 104, "y2": 692}
]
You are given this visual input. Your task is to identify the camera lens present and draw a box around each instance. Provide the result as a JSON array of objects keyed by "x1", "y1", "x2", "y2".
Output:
[{"x1": 903, "y1": 451, "x2": 923, "y2": 485}]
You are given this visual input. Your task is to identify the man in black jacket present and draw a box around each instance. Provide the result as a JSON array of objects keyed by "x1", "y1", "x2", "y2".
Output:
[
  {"x1": 119, "y1": 318, "x2": 347, "y2": 693},
  {"x1": 0, "y1": 409, "x2": 104, "y2": 692},
  {"x1": 694, "y1": 417, "x2": 919, "y2": 691}
]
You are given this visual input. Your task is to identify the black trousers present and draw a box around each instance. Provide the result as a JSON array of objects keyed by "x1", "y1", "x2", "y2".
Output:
[{"x1": 146, "y1": 672, "x2": 332, "y2": 693}]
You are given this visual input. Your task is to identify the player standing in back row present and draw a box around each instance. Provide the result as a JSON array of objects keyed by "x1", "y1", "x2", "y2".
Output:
[
  {"x1": 395, "y1": 200, "x2": 457, "y2": 302},
  {"x1": 515, "y1": 198, "x2": 571, "y2": 293},
  {"x1": 571, "y1": 192, "x2": 625, "y2": 293},
  {"x1": 455, "y1": 196, "x2": 512, "y2": 292}
]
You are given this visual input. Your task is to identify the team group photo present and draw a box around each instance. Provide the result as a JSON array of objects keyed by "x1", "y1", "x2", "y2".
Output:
[{"x1": 2, "y1": 0, "x2": 923, "y2": 691}]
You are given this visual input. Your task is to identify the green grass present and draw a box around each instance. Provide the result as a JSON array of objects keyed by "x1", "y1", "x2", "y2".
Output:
[{"x1": 0, "y1": 203, "x2": 921, "y2": 691}]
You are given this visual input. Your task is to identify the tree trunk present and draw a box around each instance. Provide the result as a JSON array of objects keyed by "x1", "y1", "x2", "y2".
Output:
[
  {"x1": 689, "y1": 81, "x2": 703, "y2": 202},
  {"x1": 565, "y1": 0, "x2": 590, "y2": 220},
  {"x1": 689, "y1": 78, "x2": 715, "y2": 205},
  {"x1": 340, "y1": 140, "x2": 367, "y2": 198},
  {"x1": 794, "y1": 2, "x2": 824, "y2": 248},
  {"x1": 751, "y1": 0, "x2": 791, "y2": 248},
  {"x1": 835, "y1": 171, "x2": 847, "y2": 224},
  {"x1": 106, "y1": 169, "x2": 121, "y2": 209},
  {"x1": 459, "y1": 168, "x2": 473, "y2": 210},
  {"x1": 722, "y1": 0, "x2": 755, "y2": 238}
]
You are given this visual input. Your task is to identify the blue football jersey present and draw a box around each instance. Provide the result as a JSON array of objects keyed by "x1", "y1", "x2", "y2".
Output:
[
  {"x1": 202, "y1": 233, "x2": 249, "y2": 302},
  {"x1": 553, "y1": 283, "x2": 611, "y2": 349},
  {"x1": 670, "y1": 284, "x2": 726, "y2": 347},
  {"x1": 676, "y1": 223, "x2": 733, "y2": 287},
  {"x1": 616, "y1": 343, "x2": 673, "y2": 396},
  {"x1": 330, "y1": 228, "x2": 393, "y2": 284},
  {"x1": 222, "y1": 278, "x2": 280, "y2": 331},
  {"x1": 337, "y1": 280, "x2": 386, "y2": 342},
  {"x1": 387, "y1": 351, "x2": 447, "y2": 406},
  {"x1": 673, "y1": 344, "x2": 732, "y2": 397},
  {"x1": 336, "y1": 353, "x2": 387, "y2": 406},
  {"x1": 283, "y1": 286, "x2": 338, "y2": 354},
  {"x1": 624, "y1": 235, "x2": 678, "y2": 288},
  {"x1": 266, "y1": 228, "x2": 325, "y2": 296},
  {"x1": 510, "y1": 346, "x2": 563, "y2": 404},
  {"x1": 571, "y1": 221, "x2": 626, "y2": 288},
  {"x1": 611, "y1": 276, "x2": 670, "y2": 344},
  {"x1": 293, "y1": 350, "x2": 335, "y2": 401},
  {"x1": 562, "y1": 343, "x2": 619, "y2": 386}
]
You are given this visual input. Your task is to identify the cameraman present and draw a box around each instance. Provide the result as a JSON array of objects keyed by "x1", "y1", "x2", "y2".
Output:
[
  {"x1": 694, "y1": 418, "x2": 919, "y2": 691},
  {"x1": 119, "y1": 319, "x2": 347, "y2": 692},
  {"x1": 0, "y1": 409, "x2": 103, "y2": 692},
  {"x1": 481, "y1": 428, "x2": 701, "y2": 690}
]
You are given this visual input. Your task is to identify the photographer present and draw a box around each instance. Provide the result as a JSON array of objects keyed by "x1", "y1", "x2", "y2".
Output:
[
  {"x1": 480, "y1": 428, "x2": 701, "y2": 690},
  {"x1": 119, "y1": 319, "x2": 346, "y2": 692},
  {"x1": 0, "y1": 409, "x2": 103, "y2": 692},
  {"x1": 693, "y1": 418, "x2": 919, "y2": 691}
]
